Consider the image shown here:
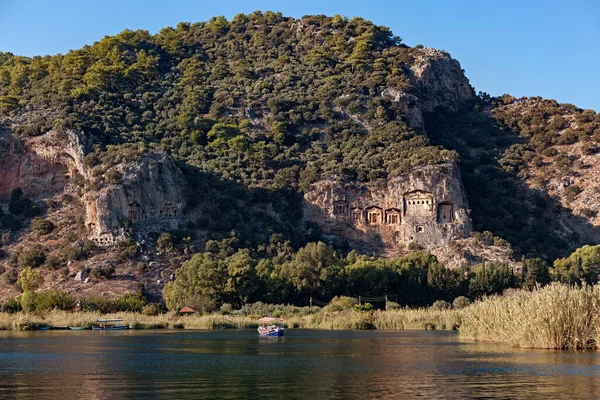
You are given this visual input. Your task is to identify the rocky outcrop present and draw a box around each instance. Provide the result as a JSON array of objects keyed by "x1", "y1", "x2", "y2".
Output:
[
  {"x1": 0, "y1": 129, "x2": 89, "y2": 200},
  {"x1": 29, "y1": 129, "x2": 91, "y2": 178},
  {"x1": 304, "y1": 162, "x2": 471, "y2": 254},
  {"x1": 84, "y1": 153, "x2": 188, "y2": 245},
  {"x1": 431, "y1": 236, "x2": 519, "y2": 271},
  {"x1": 380, "y1": 89, "x2": 424, "y2": 130},
  {"x1": 408, "y1": 47, "x2": 475, "y2": 112},
  {"x1": 380, "y1": 48, "x2": 474, "y2": 132}
]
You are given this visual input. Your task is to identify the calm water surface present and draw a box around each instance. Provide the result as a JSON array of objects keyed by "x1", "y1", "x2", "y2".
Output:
[{"x1": 1, "y1": 329, "x2": 600, "y2": 399}]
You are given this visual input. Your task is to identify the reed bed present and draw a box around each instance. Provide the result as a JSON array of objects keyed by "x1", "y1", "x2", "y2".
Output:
[
  {"x1": 0, "y1": 307, "x2": 463, "y2": 331},
  {"x1": 281, "y1": 308, "x2": 462, "y2": 331},
  {"x1": 0, "y1": 310, "x2": 262, "y2": 331},
  {"x1": 460, "y1": 283, "x2": 600, "y2": 349},
  {"x1": 5, "y1": 284, "x2": 600, "y2": 350},
  {"x1": 372, "y1": 308, "x2": 462, "y2": 330}
]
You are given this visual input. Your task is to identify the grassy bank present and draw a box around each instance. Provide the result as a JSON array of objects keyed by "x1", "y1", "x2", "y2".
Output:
[
  {"x1": 0, "y1": 311, "x2": 260, "y2": 331},
  {"x1": 5, "y1": 284, "x2": 600, "y2": 350},
  {"x1": 0, "y1": 307, "x2": 462, "y2": 332},
  {"x1": 460, "y1": 283, "x2": 600, "y2": 349}
]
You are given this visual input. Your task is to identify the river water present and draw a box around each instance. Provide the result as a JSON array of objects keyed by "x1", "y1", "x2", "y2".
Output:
[{"x1": 0, "y1": 329, "x2": 599, "y2": 399}]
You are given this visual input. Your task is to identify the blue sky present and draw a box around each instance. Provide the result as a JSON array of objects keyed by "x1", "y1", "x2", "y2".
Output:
[{"x1": 0, "y1": 0, "x2": 598, "y2": 111}]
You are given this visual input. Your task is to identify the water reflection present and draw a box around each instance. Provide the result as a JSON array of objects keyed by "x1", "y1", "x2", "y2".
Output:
[{"x1": 1, "y1": 330, "x2": 600, "y2": 399}]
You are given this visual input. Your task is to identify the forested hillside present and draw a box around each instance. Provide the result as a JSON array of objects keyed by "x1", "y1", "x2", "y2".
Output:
[
  {"x1": 0, "y1": 12, "x2": 453, "y2": 189},
  {"x1": 426, "y1": 96, "x2": 600, "y2": 259},
  {"x1": 0, "y1": 12, "x2": 598, "y2": 310},
  {"x1": 0, "y1": 12, "x2": 461, "y2": 250}
]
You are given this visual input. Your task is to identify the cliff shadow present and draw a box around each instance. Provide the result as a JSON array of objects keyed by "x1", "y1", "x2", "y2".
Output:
[
  {"x1": 424, "y1": 100, "x2": 600, "y2": 260},
  {"x1": 177, "y1": 163, "x2": 321, "y2": 249},
  {"x1": 178, "y1": 164, "x2": 390, "y2": 255},
  {"x1": 301, "y1": 199, "x2": 388, "y2": 255}
]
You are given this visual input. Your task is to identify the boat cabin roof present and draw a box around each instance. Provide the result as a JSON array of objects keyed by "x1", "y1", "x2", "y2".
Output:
[
  {"x1": 258, "y1": 317, "x2": 283, "y2": 323},
  {"x1": 96, "y1": 319, "x2": 124, "y2": 323}
]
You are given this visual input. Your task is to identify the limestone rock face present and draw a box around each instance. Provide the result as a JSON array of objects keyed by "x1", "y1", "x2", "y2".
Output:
[
  {"x1": 380, "y1": 48, "x2": 474, "y2": 132},
  {"x1": 84, "y1": 153, "x2": 188, "y2": 246},
  {"x1": 29, "y1": 129, "x2": 91, "y2": 178},
  {"x1": 380, "y1": 89, "x2": 424, "y2": 130},
  {"x1": 303, "y1": 162, "x2": 471, "y2": 254},
  {"x1": 408, "y1": 47, "x2": 475, "y2": 112},
  {"x1": 0, "y1": 129, "x2": 89, "y2": 200}
]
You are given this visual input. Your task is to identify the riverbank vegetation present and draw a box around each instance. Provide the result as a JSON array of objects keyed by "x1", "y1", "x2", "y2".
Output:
[
  {"x1": 4, "y1": 282, "x2": 600, "y2": 352},
  {"x1": 0, "y1": 296, "x2": 462, "y2": 331},
  {"x1": 4, "y1": 241, "x2": 600, "y2": 350},
  {"x1": 460, "y1": 283, "x2": 600, "y2": 350},
  {"x1": 162, "y1": 239, "x2": 526, "y2": 312},
  {"x1": 161, "y1": 239, "x2": 600, "y2": 315}
]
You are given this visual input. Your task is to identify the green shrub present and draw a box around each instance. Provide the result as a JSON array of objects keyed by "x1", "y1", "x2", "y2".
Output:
[
  {"x1": 89, "y1": 264, "x2": 115, "y2": 280},
  {"x1": 1, "y1": 297, "x2": 21, "y2": 313},
  {"x1": 2, "y1": 269, "x2": 19, "y2": 285},
  {"x1": 17, "y1": 267, "x2": 44, "y2": 291},
  {"x1": 81, "y1": 295, "x2": 113, "y2": 313},
  {"x1": 141, "y1": 303, "x2": 164, "y2": 316},
  {"x1": 116, "y1": 239, "x2": 138, "y2": 259},
  {"x1": 43, "y1": 254, "x2": 62, "y2": 270},
  {"x1": 59, "y1": 267, "x2": 71, "y2": 278},
  {"x1": 31, "y1": 218, "x2": 54, "y2": 235},
  {"x1": 408, "y1": 242, "x2": 423, "y2": 251},
  {"x1": 324, "y1": 296, "x2": 358, "y2": 312},
  {"x1": 17, "y1": 245, "x2": 46, "y2": 268},
  {"x1": 468, "y1": 262, "x2": 519, "y2": 298},
  {"x1": 220, "y1": 303, "x2": 233, "y2": 315},
  {"x1": 113, "y1": 292, "x2": 147, "y2": 312},
  {"x1": 62, "y1": 245, "x2": 88, "y2": 261},
  {"x1": 35, "y1": 289, "x2": 75, "y2": 311},
  {"x1": 354, "y1": 302, "x2": 374, "y2": 312},
  {"x1": 157, "y1": 232, "x2": 177, "y2": 254},
  {"x1": 452, "y1": 296, "x2": 470, "y2": 309},
  {"x1": 581, "y1": 208, "x2": 597, "y2": 218},
  {"x1": 552, "y1": 245, "x2": 600, "y2": 285},
  {"x1": 20, "y1": 291, "x2": 38, "y2": 313},
  {"x1": 430, "y1": 300, "x2": 452, "y2": 310},
  {"x1": 564, "y1": 185, "x2": 582, "y2": 203},
  {"x1": 581, "y1": 143, "x2": 595, "y2": 156}
]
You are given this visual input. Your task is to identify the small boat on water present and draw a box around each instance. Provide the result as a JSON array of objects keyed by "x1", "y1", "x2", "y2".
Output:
[
  {"x1": 91, "y1": 319, "x2": 129, "y2": 330},
  {"x1": 69, "y1": 327, "x2": 87, "y2": 330},
  {"x1": 257, "y1": 317, "x2": 285, "y2": 337}
]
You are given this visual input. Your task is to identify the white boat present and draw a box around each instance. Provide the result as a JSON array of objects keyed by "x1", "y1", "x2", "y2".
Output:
[{"x1": 257, "y1": 317, "x2": 285, "y2": 337}]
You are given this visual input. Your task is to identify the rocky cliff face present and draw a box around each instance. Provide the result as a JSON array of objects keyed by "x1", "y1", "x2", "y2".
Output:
[
  {"x1": 381, "y1": 48, "x2": 474, "y2": 131},
  {"x1": 28, "y1": 129, "x2": 91, "y2": 178},
  {"x1": 84, "y1": 153, "x2": 188, "y2": 245},
  {"x1": 408, "y1": 47, "x2": 475, "y2": 112},
  {"x1": 304, "y1": 162, "x2": 471, "y2": 254},
  {"x1": 0, "y1": 127, "x2": 187, "y2": 246},
  {"x1": 0, "y1": 129, "x2": 89, "y2": 200}
]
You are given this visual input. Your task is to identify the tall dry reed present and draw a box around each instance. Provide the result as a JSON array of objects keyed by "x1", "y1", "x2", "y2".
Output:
[
  {"x1": 0, "y1": 308, "x2": 463, "y2": 331},
  {"x1": 0, "y1": 310, "x2": 261, "y2": 331},
  {"x1": 460, "y1": 283, "x2": 600, "y2": 349},
  {"x1": 283, "y1": 308, "x2": 461, "y2": 330}
]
